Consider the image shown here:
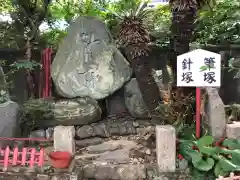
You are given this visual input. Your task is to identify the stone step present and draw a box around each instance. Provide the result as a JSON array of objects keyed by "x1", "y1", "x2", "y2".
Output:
[{"x1": 0, "y1": 164, "x2": 191, "y2": 180}]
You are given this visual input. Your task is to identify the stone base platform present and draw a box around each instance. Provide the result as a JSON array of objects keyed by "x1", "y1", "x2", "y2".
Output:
[
  {"x1": 0, "y1": 135, "x2": 191, "y2": 180},
  {"x1": 0, "y1": 166, "x2": 191, "y2": 180}
]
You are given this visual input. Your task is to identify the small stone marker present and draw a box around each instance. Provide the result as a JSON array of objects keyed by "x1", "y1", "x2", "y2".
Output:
[
  {"x1": 226, "y1": 121, "x2": 240, "y2": 139},
  {"x1": 205, "y1": 88, "x2": 226, "y2": 139},
  {"x1": 53, "y1": 126, "x2": 75, "y2": 154},
  {"x1": 156, "y1": 125, "x2": 176, "y2": 172}
]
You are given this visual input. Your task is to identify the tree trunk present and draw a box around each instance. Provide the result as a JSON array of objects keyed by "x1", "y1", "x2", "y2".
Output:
[
  {"x1": 125, "y1": 47, "x2": 162, "y2": 118},
  {"x1": 169, "y1": 8, "x2": 197, "y2": 84},
  {"x1": 169, "y1": 7, "x2": 197, "y2": 123},
  {"x1": 25, "y1": 39, "x2": 37, "y2": 98}
]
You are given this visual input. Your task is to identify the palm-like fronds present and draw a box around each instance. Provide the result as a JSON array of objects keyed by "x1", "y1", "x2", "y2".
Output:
[
  {"x1": 118, "y1": 16, "x2": 150, "y2": 47},
  {"x1": 106, "y1": 0, "x2": 154, "y2": 58}
]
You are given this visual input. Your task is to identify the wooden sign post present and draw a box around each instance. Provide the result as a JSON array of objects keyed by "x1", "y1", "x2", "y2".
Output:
[{"x1": 177, "y1": 49, "x2": 221, "y2": 138}]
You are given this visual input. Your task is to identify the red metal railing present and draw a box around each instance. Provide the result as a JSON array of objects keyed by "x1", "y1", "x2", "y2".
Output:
[
  {"x1": 0, "y1": 146, "x2": 45, "y2": 171},
  {"x1": 0, "y1": 47, "x2": 53, "y2": 171},
  {"x1": 0, "y1": 137, "x2": 52, "y2": 171}
]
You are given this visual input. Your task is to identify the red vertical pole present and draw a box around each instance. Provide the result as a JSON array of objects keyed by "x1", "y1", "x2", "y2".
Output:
[
  {"x1": 39, "y1": 51, "x2": 43, "y2": 98},
  {"x1": 29, "y1": 148, "x2": 36, "y2": 168},
  {"x1": 48, "y1": 48, "x2": 52, "y2": 97},
  {"x1": 3, "y1": 146, "x2": 10, "y2": 171},
  {"x1": 38, "y1": 149, "x2": 44, "y2": 167},
  {"x1": 21, "y1": 148, "x2": 27, "y2": 166},
  {"x1": 196, "y1": 87, "x2": 201, "y2": 138},
  {"x1": 12, "y1": 147, "x2": 18, "y2": 165}
]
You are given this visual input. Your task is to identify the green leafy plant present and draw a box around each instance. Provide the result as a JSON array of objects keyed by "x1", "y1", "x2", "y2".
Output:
[
  {"x1": 179, "y1": 136, "x2": 240, "y2": 178},
  {"x1": 199, "y1": 65, "x2": 216, "y2": 72},
  {"x1": 196, "y1": 0, "x2": 240, "y2": 45},
  {"x1": 0, "y1": 59, "x2": 41, "y2": 104},
  {"x1": 20, "y1": 98, "x2": 54, "y2": 135}
]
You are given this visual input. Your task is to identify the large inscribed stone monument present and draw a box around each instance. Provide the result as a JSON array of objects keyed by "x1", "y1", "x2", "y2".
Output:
[{"x1": 51, "y1": 16, "x2": 132, "y2": 99}]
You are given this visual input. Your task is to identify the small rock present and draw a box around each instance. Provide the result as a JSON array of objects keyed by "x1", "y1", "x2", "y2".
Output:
[
  {"x1": 37, "y1": 174, "x2": 49, "y2": 180},
  {"x1": 226, "y1": 121, "x2": 240, "y2": 139},
  {"x1": 86, "y1": 141, "x2": 121, "y2": 154},
  {"x1": 50, "y1": 175, "x2": 69, "y2": 180},
  {"x1": 76, "y1": 120, "x2": 137, "y2": 139},
  {"x1": 117, "y1": 164, "x2": 146, "y2": 180},
  {"x1": 89, "y1": 140, "x2": 138, "y2": 164},
  {"x1": 146, "y1": 165, "x2": 158, "y2": 180},
  {"x1": 75, "y1": 153, "x2": 101, "y2": 160},
  {"x1": 83, "y1": 164, "x2": 146, "y2": 180},
  {"x1": 133, "y1": 121, "x2": 140, "y2": 127},
  {"x1": 145, "y1": 149, "x2": 151, "y2": 155},
  {"x1": 69, "y1": 174, "x2": 78, "y2": 180},
  {"x1": 95, "y1": 165, "x2": 116, "y2": 180},
  {"x1": 93, "y1": 122, "x2": 110, "y2": 137},
  {"x1": 106, "y1": 89, "x2": 129, "y2": 115},
  {"x1": 124, "y1": 77, "x2": 163, "y2": 118},
  {"x1": 29, "y1": 130, "x2": 46, "y2": 138},
  {"x1": 76, "y1": 125, "x2": 95, "y2": 139},
  {"x1": 177, "y1": 159, "x2": 188, "y2": 170},
  {"x1": 131, "y1": 158, "x2": 139, "y2": 164},
  {"x1": 46, "y1": 128, "x2": 54, "y2": 139},
  {"x1": 96, "y1": 149, "x2": 130, "y2": 164},
  {"x1": 83, "y1": 164, "x2": 97, "y2": 178},
  {"x1": 75, "y1": 137, "x2": 103, "y2": 148}
]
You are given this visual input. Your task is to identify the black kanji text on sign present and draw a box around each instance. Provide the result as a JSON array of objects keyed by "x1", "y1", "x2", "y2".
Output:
[{"x1": 181, "y1": 72, "x2": 194, "y2": 83}]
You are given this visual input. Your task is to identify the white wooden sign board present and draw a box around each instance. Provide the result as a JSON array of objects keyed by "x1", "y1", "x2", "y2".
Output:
[{"x1": 177, "y1": 49, "x2": 221, "y2": 87}]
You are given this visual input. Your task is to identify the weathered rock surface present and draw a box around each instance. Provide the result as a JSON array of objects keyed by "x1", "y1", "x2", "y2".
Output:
[
  {"x1": 124, "y1": 73, "x2": 163, "y2": 117},
  {"x1": 77, "y1": 140, "x2": 139, "y2": 165},
  {"x1": 0, "y1": 169, "x2": 192, "y2": 180},
  {"x1": 0, "y1": 101, "x2": 19, "y2": 147},
  {"x1": 106, "y1": 89, "x2": 129, "y2": 115},
  {"x1": 124, "y1": 78, "x2": 149, "y2": 117},
  {"x1": 75, "y1": 137, "x2": 103, "y2": 148},
  {"x1": 29, "y1": 129, "x2": 46, "y2": 139},
  {"x1": 83, "y1": 164, "x2": 146, "y2": 180},
  {"x1": 75, "y1": 118, "x2": 137, "y2": 139},
  {"x1": 22, "y1": 97, "x2": 101, "y2": 127},
  {"x1": 51, "y1": 16, "x2": 132, "y2": 99},
  {"x1": 86, "y1": 141, "x2": 122, "y2": 154},
  {"x1": 226, "y1": 121, "x2": 240, "y2": 139},
  {"x1": 146, "y1": 167, "x2": 191, "y2": 180},
  {"x1": 29, "y1": 128, "x2": 54, "y2": 141}
]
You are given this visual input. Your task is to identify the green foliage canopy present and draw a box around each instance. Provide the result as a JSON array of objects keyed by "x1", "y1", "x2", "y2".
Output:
[
  {"x1": 195, "y1": 0, "x2": 240, "y2": 45},
  {"x1": 1, "y1": 0, "x2": 240, "y2": 49}
]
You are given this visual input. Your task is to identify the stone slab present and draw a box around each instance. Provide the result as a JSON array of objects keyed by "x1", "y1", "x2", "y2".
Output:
[
  {"x1": 53, "y1": 126, "x2": 75, "y2": 154},
  {"x1": 205, "y1": 87, "x2": 226, "y2": 139},
  {"x1": 226, "y1": 121, "x2": 240, "y2": 139},
  {"x1": 156, "y1": 125, "x2": 176, "y2": 172}
]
